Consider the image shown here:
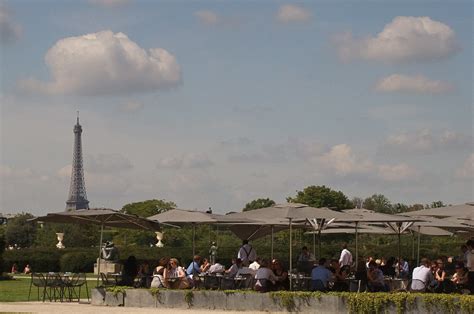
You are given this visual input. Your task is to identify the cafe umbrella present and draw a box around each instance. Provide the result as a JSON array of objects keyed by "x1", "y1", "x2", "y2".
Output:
[{"x1": 29, "y1": 208, "x2": 162, "y2": 286}]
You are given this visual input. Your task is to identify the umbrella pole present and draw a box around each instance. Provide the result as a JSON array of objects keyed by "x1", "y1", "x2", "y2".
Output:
[
  {"x1": 96, "y1": 223, "x2": 104, "y2": 287},
  {"x1": 318, "y1": 229, "x2": 322, "y2": 259},
  {"x1": 192, "y1": 223, "x2": 196, "y2": 257},
  {"x1": 355, "y1": 222, "x2": 359, "y2": 270},
  {"x1": 313, "y1": 232, "x2": 316, "y2": 258},
  {"x1": 417, "y1": 226, "x2": 421, "y2": 265},
  {"x1": 397, "y1": 225, "x2": 401, "y2": 278},
  {"x1": 271, "y1": 225, "x2": 274, "y2": 260},
  {"x1": 411, "y1": 232, "x2": 415, "y2": 261},
  {"x1": 289, "y1": 218, "x2": 293, "y2": 291}
]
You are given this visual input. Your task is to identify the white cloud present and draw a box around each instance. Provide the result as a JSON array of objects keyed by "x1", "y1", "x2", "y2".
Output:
[
  {"x1": 89, "y1": 0, "x2": 130, "y2": 8},
  {"x1": 334, "y1": 16, "x2": 459, "y2": 63},
  {"x1": 456, "y1": 154, "x2": 474, "y2": 179},
  {"x1": 157, "y1": 153, "x2": 214, "y2": 169},
  {"x1": 276, "y1": 4, "x2": 312, "y2": 24},
  {"x1": 381, "y1": 129, "x2": 472, "y2": 155},
  {"x1": 319, "y1": 144, "x2": 372, "y2": 175},
  {"x1": 19, "y1": 30, "x2": 181, "y2": 96},
  {"x1": 377, "y1": 163, "x2": 419, "y2": 181},
  {"x1": 0, "y1": 4, "x2": 21, "y2": 43},
  {"x1": 194, "y1": 10, "x2": 219, "y2": 26},
  {"x1": 375, "y1": 74, "x2": 453, "y2": 93},
  {"x1": 119, "y1": 101, "x2": 144, "y2": 113},
  {"x1": 86, "y1": 153, "x2": 133, "y2": 173}
]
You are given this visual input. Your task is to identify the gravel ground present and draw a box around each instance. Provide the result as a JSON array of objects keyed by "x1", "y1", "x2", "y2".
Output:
[{"x1": 0, "y1": 302, "x2": 272, "y2": 313}]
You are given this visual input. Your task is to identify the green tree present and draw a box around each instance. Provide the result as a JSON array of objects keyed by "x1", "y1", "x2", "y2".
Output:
[
  {"x1": 243, "y1": 198, "x2": 276, "y2": 211},
  {"x1": 287, "y1": 185, "x2": 353, "y2": 210},
  {"x1": 114, "y1": 199, "x2": 176, "y2": 246},
  {"x1": 34, "y1": 223, "x2": 100, "y2": 248},
  {"x1": 363, "y1": 194, "x2": 392, "y2": 213},
  {"x1": 5, "y1": 213, "x2": 36, "y2": 248},
  {"x1": 121, "y1": 199, "x2": 176, "y2": 217}
]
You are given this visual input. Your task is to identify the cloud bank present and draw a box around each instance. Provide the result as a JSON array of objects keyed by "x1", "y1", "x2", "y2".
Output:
[
  {"x1": 375, "y1": 74, "x2": 453, "y2": 93},
  {"x1": 0, "y1": 4, "x2": 21, "y2": 43},
  {"x1": 19, "y1": 30, "x2": 181, "y2": 96},
  {"x1": 276, "y1": 4, "x2": 311, "y2": 24},
  {"x1": 334, "y1": 16, "x2": 459, "y2": 63}
]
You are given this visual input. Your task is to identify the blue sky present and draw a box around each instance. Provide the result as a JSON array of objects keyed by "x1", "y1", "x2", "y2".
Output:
[{"x1": 1, "y1": 0, "x2": 472, "y2": 215}]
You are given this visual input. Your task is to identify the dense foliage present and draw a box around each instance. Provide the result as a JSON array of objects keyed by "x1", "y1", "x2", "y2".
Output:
[
  {"x1": 287, "y1": 185, "x2": 353, "y2": 210},
  {"x1": 4, "y1": 213, "x2": 36, "y2": 248},
  {"x1": 243, "y1": 198, "x2": 276, "y2": 211}
]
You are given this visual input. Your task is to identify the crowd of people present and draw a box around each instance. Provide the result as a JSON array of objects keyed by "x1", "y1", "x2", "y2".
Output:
[{"x1": 109, "y1": 239, "x2": 470, "y2": 294}]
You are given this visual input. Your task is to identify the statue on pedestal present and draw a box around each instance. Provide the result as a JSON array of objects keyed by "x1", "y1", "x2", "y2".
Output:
[
  {"x1": 209, "y1": 241, "x2": 218, "y2": 264},
  {"x1": 101, "y1": 241, "x2": 119, "y2": 262}
]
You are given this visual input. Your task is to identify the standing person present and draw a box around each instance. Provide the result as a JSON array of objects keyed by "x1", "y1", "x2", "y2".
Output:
[
  {"x1": 339, "y1": 243, "x2": 353, "y2": 268},
  {"x1": 466, "y1": 239, "x2": 474, "y2": 293},
  {"x1": 238, "y1": 240, "x2": 257, "y2": 266}
]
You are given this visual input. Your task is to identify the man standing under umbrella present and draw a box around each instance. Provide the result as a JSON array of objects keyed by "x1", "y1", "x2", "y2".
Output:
[
  {"x1": 238, "y1": 239, "x2": 257, "y2": 266},
  {"x1": 339, "y1": 243, "x2": 353, "y2": 267}
]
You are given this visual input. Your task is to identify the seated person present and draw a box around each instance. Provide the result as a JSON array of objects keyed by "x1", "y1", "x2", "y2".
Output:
[
  {"x1": 271, "y1": 259, "x2": 289, "y2": 290},
  {"x1": 380, "y1": 257, "x2": 396, "y2": 278},
  {"x1": 434, "y1": 259, "x2": 447, "y2": 293},
  {"x1": 411, "y1": 258, "x2": 435, "y2": 291},
  {"x1": 163, "y1": 258, "x2": 189, "y2": 289},
  {"x1": 249, "y1": 257, "x2": 261, "y2": 271},
  {"x1": 397, "y1": 258, "x2": 410, "y2": 279},
  {"x1": 225, "y1": 258, "x2": 242, "y2": 278},
  {"x1": 311, "y1": 258, "x2": 333, "y2": 291},
  {"x1": 451, "y1": 262, "x2": 469, "y2": 290},
  {"x1": 208, "y1": 260, "x2": 225, "y2": 274},
  {"x1": 200, "y1": 258, "x2": 211, "y2": 273},
  {"x1": 23, "y1": 264, "x2": 32, "y2": 274},
  {"x1": 151, "y1": 257, "x2": 169, "y2": 288},
  {"x1": 297, "y1": 246, "x2": 315, "y2": 273},
  {"x1": 236, "y1": 265, "x2": 256, "y2": 277},
  {"x1": 367, "y1": 261, "x2": 388, "y2": 292},
  {"x1": 186, "y1": 255, "x2": 201, "y2": 278},
  {"x1": 332, "y1": 265, "x2": 350, "y2": 292},
  {"x1": 120, "y1": 255, "x2": 138, "y2": 287},
  {"x1": 254, "y1": 259, "x2": 277, "y2": 292}
]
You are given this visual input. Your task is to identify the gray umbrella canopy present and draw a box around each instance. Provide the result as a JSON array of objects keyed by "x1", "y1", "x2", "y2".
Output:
[
  {"x1": 30, "y1": 208, "x2": 161, "y2": 231},
  {"x1": 343, "y1": 208, "x2": 420, "y2": 223},
  {"x1": 404, "y1": 203, "x2": 474, "y2": 219}
]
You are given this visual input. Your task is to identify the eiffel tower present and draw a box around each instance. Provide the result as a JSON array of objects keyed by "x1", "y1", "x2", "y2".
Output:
[{"x1": 65, "y1": 112, "x2": 89, "y2": 210}]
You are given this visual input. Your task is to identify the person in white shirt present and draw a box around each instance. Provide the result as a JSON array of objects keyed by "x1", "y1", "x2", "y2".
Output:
[
  {"x1": 249, "y1": 257, "x2": 261, "y2": 271},
  {"x1": 225, "y1": 258, "x2": 242, "y2": 278},
  {"x1": 411, "y1": 258, "x2": 434, "y2": 291},
  {"x1": 238, "y1": 240, "x2": 257, "y2": 266},
  {"x1": 254, "y1": 259, "x2": 277, "y2": 292},
  {"x1": 208, "y1": 261, "x2": 225, "y2": 274},
  {"x1": 339, "y1": 243, "x2": 353, "y2": 267}
]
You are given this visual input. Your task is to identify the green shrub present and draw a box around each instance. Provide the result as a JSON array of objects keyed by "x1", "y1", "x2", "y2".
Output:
[{"x1": 60, "y1": 251, "x2": 97, "y2": 273}]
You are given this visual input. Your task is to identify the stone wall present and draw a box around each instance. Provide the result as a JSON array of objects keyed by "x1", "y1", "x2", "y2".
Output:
[{"x1": 91, "y1": 288, "x2": 469, "y2": 313}]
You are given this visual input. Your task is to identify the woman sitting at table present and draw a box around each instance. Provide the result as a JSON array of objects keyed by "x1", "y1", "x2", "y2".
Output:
[
  {"x1": 434, "y1": 259, "x2": 447, "y2": 293},
  {"x1": 451, "y1": 262, "x2": 469, "y2": 292},
  {"x1": 163, "y1": 258, "x2": 189, "y2": 289},
  {"x1": 271, "y1": 259, "x2": 289, "y2": 290},
  {"x1": 151, "y1": 257, "x2": 169, "y2": 288},
  {"x1": 200, "y1": 258, "x2": 211, "y2": 273},
  {"x1": 332, "y1": 265, "x2": 350, "y2": 292},
  {"x1": 367, "y1": 261, "x2": 389, "y2": 292},
  {"x1": 120, "y1": 255, "x2": 138, "y2": 287}
]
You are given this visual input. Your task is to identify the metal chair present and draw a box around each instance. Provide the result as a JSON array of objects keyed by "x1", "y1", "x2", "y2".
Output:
[
  {"x1": 67, "y1": 273, "x2": 89, "y2": 302},
  {"x1": 100, "y1": 272, "x2": 115, "y2": 287},
  {"x1": 28, "y1": 273, "x2": 50, "y2": 302},
  {"x1": 46, "y1": 273, "x2": 66, "y2": 302}
]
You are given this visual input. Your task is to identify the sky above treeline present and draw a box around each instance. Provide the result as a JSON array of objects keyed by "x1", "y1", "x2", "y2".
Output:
[{"x1": 0, "y1": 0, "x2": 472, "y2": 215}]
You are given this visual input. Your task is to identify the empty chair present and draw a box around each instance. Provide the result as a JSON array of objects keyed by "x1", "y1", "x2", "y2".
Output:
[
  {"x1": 28, "y1": 273, "x2": 50, "y2": 302},
  {"x1": 67, "y1": 273, "x2": 89, "y2": 302}
]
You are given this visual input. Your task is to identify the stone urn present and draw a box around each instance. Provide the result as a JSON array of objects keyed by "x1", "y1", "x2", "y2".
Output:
[
  {"x1": 155, "y1": 231, "x2": 164, "y2": 247},
  {"x1": 56, "y1": 232, "x2": 65, "y2": 249}
]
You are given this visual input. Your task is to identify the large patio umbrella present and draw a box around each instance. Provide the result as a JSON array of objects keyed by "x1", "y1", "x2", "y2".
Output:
[
  {"x1": 225, "y1": 203, "x2": 360, "y2": 289},
  {"x1": 404, "y1": 203, "x2": 474, "y2": 220},
  {"x1": 342, "y1": 208, "x2": 420, "y2": 269},
  {"x1": 29, "y1": 208, "x2": 162, "y2": 286},
  {"x1": 147, "y1": 208, "x2": 251, "y2": 257},
  {"x1": 397, "y1": 214, "x2": 470, "y2": 264}
]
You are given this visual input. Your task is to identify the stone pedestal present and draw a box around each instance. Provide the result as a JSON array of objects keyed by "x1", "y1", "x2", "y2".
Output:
[{"x1": 94, "y1": 258, "x2": 122, "y2": 275}]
